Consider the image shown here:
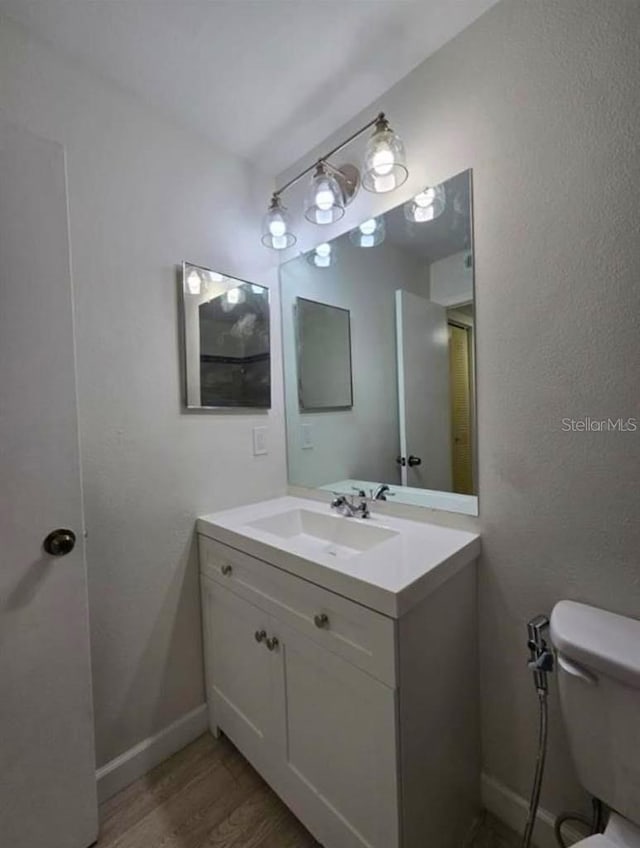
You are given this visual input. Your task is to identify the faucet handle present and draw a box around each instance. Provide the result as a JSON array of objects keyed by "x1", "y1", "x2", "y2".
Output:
[{"x1": 351, "y1": 487, "x2": 366, "y2": 498}]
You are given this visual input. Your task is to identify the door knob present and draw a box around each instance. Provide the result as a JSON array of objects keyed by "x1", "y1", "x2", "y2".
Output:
[
  {"x1": 407, "y1": 455, "x2": 422, "y2": 467},
  {"x1": 43, "y1": 528, "x2": 76, "y2": 557}
]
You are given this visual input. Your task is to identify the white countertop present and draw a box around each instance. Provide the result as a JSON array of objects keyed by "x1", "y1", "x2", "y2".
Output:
[{"x1": 197, "y1": 496, "x2": 480, "y2": 618}]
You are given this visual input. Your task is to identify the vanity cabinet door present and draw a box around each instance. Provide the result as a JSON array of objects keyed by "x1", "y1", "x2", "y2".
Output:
[
  {"x1": 201, "y1": 577, "x2": 278, "y2": 770},
  {"x1": 274, "y1": 620, "x2": 400, "y2": 848}
]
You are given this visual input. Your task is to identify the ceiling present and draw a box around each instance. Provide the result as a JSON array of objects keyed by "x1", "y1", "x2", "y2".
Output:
[{"x1": 0, "y1": 0, "x2": 498, "y2": 175}]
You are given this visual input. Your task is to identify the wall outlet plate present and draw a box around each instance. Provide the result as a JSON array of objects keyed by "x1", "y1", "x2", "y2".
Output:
[
  {"x1": 253, "y1": 426, "x2": 268, "y2": 456},
  {"x1": 301, "y1": 423, "x2": 314, "y2": 450}
]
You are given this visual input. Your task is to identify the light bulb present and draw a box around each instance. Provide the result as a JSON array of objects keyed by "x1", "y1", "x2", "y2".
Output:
[
  {"x1": 360, "y1": 235, "x2": 375, "y2": 248},
  {"x1": 226, "y1": 288, "x2": 240, "y2": 305},
  {"x1": 315, "y1": 243, "x2": 331, "y2": 257},
  {"x1": 269, "y1": 217, "x2": 286, "y2": 238},
  {"x1": 315, "y1": 182, "x2": 335, "y2": 211},
  {"x1": 359, "y1": 218, "x2": 377, "y2": 235},
  {"x1": 371, "y1": 147, "x2": 394, "y2": 176},
  {"x1": 186, "y1": 269, "x2": 201, "y2": 295},
  {"x1": 314, "y1": 253, "x2": 330, "y2": 268}
]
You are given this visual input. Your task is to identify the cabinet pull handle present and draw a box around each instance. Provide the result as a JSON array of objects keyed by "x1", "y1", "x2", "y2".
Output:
[
  {"x1": 314, "y1": 613, "x2": 329, "y2": 629},
  {"x1": 254, "y1": 629, "x2": 267, "y2": 644},
  {"x1": 265, "y1": 636, "x2": 279, "y2": 652},
  {"x1": 221, "y1": 564, "x2": 233, "y2": 576}
]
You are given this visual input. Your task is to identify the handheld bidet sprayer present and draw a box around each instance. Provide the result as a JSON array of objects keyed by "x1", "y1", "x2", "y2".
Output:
[{"x1": 527, "y1": 614, "x2": 554, "y2": 692}]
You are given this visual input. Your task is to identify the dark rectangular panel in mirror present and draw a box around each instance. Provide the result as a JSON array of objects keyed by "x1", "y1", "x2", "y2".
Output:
[{"x1": 296, "y1": 298, "x2": 353, "y2": 411}]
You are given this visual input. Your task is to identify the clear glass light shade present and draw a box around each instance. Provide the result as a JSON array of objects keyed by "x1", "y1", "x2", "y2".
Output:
[
  {"x1": 307, "y1": 241, "x2": 334, "y2": 268},
  {"x1": 261, "y1": 196, "x2": 296, "y2": 249},
  {"x1": 349, "y1": 216, "x2": 385, "y2": 248},
  {"x1": 404, "y1": 183, "x2": 446, "y2": 222},
  {"x1": 362, "y1": 121, "x2": 408, "y2": 194},
  {"x1": 304, "y1": 165, "x2": 345, "y2": 225}
]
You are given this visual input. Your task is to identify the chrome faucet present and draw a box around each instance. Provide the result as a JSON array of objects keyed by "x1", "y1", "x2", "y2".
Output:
[
  {"x1": 373, "y1": 484, "x2": 394, "y2": 501},
  {"x1": 330, "y1": 491, "x2": 371, "y2": 519}
]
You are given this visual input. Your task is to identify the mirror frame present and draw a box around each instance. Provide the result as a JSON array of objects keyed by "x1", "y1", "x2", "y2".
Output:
[{"x1": 178, "y1": 261, "x2": 271, "y2": 412}]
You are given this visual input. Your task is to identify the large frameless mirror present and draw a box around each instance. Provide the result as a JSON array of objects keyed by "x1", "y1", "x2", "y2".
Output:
[
  {"x1": 180, "y1": 262, "x2": 271, "y2": 409},
  {"x1": 280, "y1": 169, "x2": 477, "y2": 515}
]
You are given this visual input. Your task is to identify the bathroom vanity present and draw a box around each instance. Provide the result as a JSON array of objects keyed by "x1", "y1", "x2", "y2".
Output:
[{"x1": 197, "y1": 497, "x2": 481, "y2": 848}]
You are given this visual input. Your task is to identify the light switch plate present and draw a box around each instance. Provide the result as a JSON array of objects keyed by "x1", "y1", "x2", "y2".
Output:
[
  {"x1": 301, "y1": 423, "x2": 314, "y2": 450},
  {"x1": 253, "y1": 426, "x2": 268, "y2": 456}
]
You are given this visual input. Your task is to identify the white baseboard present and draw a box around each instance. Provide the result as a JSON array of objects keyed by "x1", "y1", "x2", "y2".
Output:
[
  {"x1": 96, "y1": 703, "x2": 209, "y2": 803},
  {"x1": 482, "y1": 773, "x2": 586, "y2": 848}
]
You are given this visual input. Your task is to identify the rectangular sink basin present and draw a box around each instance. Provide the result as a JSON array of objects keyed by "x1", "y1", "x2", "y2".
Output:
[{"x1": 246, "y1": 509, "x2": 398, "y2": 560}]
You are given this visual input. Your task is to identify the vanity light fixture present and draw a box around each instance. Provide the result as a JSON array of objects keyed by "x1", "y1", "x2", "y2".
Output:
[
  {"x1": 304, "y1": 163, "x2": 345, "y2": 225},
  {"x1": 261, "y1": 194, "x2": 296, "y2": 250},
  {"x1": 261, "y1": 112, "x2": 407, "y2": 249},
  {"x1": 362, "y1": 113, "x2": 408, "y2": 193},
  {"x1": 349, "y1": 216, "x2": 385, "y2": 248}
]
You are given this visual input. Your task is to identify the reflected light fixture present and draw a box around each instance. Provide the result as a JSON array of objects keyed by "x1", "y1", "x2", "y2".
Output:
[
  {"x1": 261, "y1": 194, "x2": 296, "y2": 250},
  {"x1": 307, "y1": 242, "x2": 333, "y2": 268},
  {"x1": 404, "y1": 183, "x2": 446, "y2": 223},
  {"x1": 261, "y1": 112, "x2": 407, "y2": 249},
  {"x1": 349, "y1": 216, "x2": 385, "y2": 248}
]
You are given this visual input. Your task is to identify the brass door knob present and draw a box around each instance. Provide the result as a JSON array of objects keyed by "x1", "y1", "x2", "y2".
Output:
[
  {"x1": 265, "y1": 636, "x2": 279, "y2": 651},
  {"x1": 254, "y1": 629, "x2": 267, "y2": 643},
  {"x1": 221, "y1": 564, "x2": 233, "y2": 576},
  {"x1": 43, "y1": 529, "x2": 76, "y2": 557},
  {"x1": 314, "y1": 613, "x2": 329, "y2": 629}
]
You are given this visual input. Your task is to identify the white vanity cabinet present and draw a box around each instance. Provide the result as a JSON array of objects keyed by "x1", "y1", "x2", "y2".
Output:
[{"x1": 199, "y1": 522, "x2": 480, "y2": 848}]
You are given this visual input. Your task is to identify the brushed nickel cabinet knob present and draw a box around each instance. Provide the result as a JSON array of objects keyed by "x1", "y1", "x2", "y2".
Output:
[
  {"x1": 265, "y1": 636, "x2": 279, "y2": 651},
  {"x1": 254, "y1": 629, "x2": 267, "y2": 643},
  {"x1": 221, "y1": 564, "x2": 232, "y2": 576},
  {"x1": 314, "y1": 613, "x2": 329, "y2": 629}
]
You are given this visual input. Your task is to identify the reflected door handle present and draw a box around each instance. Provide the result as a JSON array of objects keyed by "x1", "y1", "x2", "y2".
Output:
[
  {"x1": 408, "y1": 455, "x2": 422, "y2": 467},
  {"x1": 43, "y1": 529, "x2": 76, "y2": 557}
]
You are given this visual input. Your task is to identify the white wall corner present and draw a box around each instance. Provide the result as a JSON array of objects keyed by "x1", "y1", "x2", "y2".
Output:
[
  {"x1": 95, "y1": 703, "x2": 209, "y2": 804},
  {"x1": 481, "y1": 773, "x2": 585, "y2": 848}
]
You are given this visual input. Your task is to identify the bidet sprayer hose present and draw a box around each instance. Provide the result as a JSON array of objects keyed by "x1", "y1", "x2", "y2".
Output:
[
  {"x1": 522, "y1": 689, "x2": 549, "y2": 848},
  {"x1": 522, "y1": 615, "x2": 554, "y2": 848}
]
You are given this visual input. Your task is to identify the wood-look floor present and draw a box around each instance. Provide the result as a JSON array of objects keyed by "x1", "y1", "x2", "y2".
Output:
[
  {"x1": 97, "y1": 732, "x2": 521, "y2": 848},
  {"x1": 97, "y1": 733, "x2": 320, "y2": 848}
]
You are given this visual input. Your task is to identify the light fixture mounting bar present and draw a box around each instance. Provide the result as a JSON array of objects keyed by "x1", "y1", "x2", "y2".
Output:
[{"x1": 274, "y1": 112, "x2": 385, "y2": 199}]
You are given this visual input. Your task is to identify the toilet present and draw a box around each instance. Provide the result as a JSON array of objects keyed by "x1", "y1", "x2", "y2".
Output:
[{"x1": 551, "y1": 601, "x2": 640, "y2": 847}]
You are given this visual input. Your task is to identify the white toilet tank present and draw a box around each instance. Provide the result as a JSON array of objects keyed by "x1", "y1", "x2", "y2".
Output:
[{"x1": 551, "y1": 601, "x2": 640, "y2": 825}]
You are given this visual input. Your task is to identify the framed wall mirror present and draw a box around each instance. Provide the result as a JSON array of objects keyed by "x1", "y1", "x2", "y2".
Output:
[
  {"x1": 180, "y1": 262, "x2": 271, "y2": 409},
  {"x1": 296, "y1": 298, "x2": 353, "y2": 411},
  {"x1": 280, "y1": 169, "x2": 477, "y2": 515}
]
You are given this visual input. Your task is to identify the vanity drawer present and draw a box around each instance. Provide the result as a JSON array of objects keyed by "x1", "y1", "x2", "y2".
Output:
[{"x1": 199, "y1": 536, "x2": 396, "y2": 687}]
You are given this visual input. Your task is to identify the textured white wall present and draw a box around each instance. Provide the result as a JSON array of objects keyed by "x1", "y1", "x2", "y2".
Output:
[
  {"x1": 281, "y1": 240, "x2": 427, "y2": 489},
  {"x1": 0, "y1": 16, "x2": 286, "y2": 767},
  {"x1": 277, "y1": 0, "x2": 640, "y2": 818}
]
